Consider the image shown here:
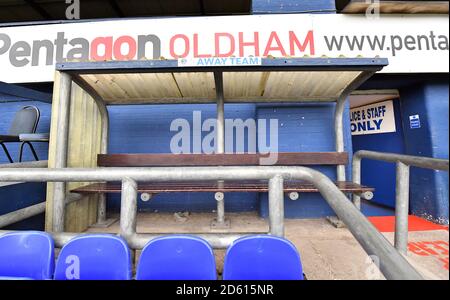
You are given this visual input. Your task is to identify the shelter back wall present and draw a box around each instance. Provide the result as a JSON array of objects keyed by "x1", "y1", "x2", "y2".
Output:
[{"x1": 105, "y1": 102, "x2": 353, "y2": 218}]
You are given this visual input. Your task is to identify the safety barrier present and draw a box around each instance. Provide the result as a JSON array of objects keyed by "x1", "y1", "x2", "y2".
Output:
[
  {"x1": 352, "y1": 151, "x2": 449, "y2": 255},
  {"x1": 0, "y1": 165, "x2": 424, "y2": 280},
  {"x1": 0, "y1": 232, "x2": 303, "y2": 280}
]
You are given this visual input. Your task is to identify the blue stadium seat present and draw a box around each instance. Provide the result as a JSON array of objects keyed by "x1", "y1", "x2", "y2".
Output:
[
  {"x1": 223, "y1": 235, "x2": 304, "y2": 280},
  {"x1": 136, "y1": 235, "x2": 217, "y2": 280},
  {"x1": 0, "y1": 231, "x2": 54, "y2": 280},
  {"x1": 54, "y1": 234, "x2": 132, "y2": 280}
]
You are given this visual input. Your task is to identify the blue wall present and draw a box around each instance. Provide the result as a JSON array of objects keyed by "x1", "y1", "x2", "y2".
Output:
[
  {"x1": 357, "y1": 74, "x2": 449, "y2": 224},
  {"x1": 352, "y1": 99, "x2": 406, "y2": 208},
  {"x1": 399, "y1": 81, "x2": 449, "y2": 224},
  {"x1": 257, "y1": 103, "x2": 353, "y2": 218},
  {"x1": 253, "y1": 0, "x2": 336, "y2": 13},
  {"x1": 105, "y1": 102, "x2": 353, "y2": 218},
  {"x1": 0, "y1": 183, "x2": 46, "y2": 230},
  {"x1": 106, "y1": 104, "x2": 260, "y2": 213}
]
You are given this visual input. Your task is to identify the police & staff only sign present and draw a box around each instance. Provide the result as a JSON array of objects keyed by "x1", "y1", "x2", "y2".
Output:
[{"x1": 350, "y1": 100, "x2": 396, "y2": 136}]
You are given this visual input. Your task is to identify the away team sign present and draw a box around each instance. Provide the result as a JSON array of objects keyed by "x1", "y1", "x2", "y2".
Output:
[
  {"x1": 0, "y1": 14, "x2": 448, "y2": 83},
  {"x1": 179, "y1": 57, "x2": 262, "y2": 67}
]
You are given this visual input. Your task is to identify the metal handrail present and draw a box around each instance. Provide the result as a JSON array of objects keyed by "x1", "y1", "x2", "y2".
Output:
[
  {"x1": 0, "y1": 160, "x2": 48, "y2": 188},
  {"x1": 0, "y1": 165, "x2": 423, "y2": 280},
  {"x1": 352, "y1": 150, "x2": 449, "y2": 255}
]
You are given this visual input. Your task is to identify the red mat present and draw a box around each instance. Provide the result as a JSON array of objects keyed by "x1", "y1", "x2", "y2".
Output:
[{"x1": 368, "y1": 215, "x2": 449, "y2": 233}]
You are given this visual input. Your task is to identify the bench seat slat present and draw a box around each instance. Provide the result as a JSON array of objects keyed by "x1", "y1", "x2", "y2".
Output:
[
  {"x1": 71, "y1": 181, "x2": 373, "y2": 194},
  {"x1": 97, "y1": 152, "x2": 349, "y2": 167}
]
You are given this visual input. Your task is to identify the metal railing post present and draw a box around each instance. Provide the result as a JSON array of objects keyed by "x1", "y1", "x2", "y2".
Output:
[
  {"x1": 0, "y1": 165, "x2": 432, "y2": 279},
  {"x1": 96, "y1": 101, "x2": 110, "y2": 225},
  {"x1": 269, "y1": 175, "x2": 285, "y2": 237},
  {"x1": 215, "y1": 71, "x2": 226, "y2": 226},
  {"x1": 334, "y1": 72, "x2": 376, "y2": 183},
  {"x1": 352, "y1": 155, "x2": 362, "y2": 210},
  {"x1": 395, "y1": 162, "x2": 410, "y2": 255},
  {"x1": 119, "y1": 177, "x2": 138, "y2": 239},
  {"x1": 334, "y1": 96, "x2": 347, "y2": 182},
  {"x1": 52, "y1": 72, "x2": 72, "y2": 232},
  {"x1": 353, "y1": 150, "x2": 449, "y2": 256}
]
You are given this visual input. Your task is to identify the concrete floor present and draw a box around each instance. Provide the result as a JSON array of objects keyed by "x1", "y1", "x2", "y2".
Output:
[{"x1": 87, "y1": 212, "x2": 449, "y2": 280}]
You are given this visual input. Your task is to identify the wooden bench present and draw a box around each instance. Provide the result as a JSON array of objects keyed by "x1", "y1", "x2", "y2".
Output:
[{"x1": 71, "y1": 153, "x2": 374, "y2": 196}]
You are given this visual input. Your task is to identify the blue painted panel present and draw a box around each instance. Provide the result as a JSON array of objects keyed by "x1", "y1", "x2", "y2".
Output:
[
  {"x1": 0, "y1": 92, "x2": 30, "y2": 102},
  {"x1": 0, "y1": 183, "x2": 46, "y2": 230},
  {"x1": 0, "y1": 100, "x2": 51, "y2": 164},
  {"x1": 0, "y1": 82, "x2": 52, "y2": 103},
  {"x1": 253, "y1": 0, "x2": 336, "y2": 13},
  {"x1": 352, "y1": 100, "x2": 405, "y2": 208},
  {"x1": 361, "y1": 200, "x2": 394, "y2": 217},
  {"x1": 106, "y1": 104, "x2": 259, "y2": 213},
  {"x1": 400, "y1": 81, "x2": 449, "y2": 224},
  {"x1": 257, "y1": 103, "x2": 353, "y2": 218}
]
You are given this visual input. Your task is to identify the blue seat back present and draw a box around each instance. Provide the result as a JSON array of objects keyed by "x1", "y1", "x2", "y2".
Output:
[
  {"x1": 136, "y1": 235, "x2": 217, "y2": 280},
  {"x1": 223, "y1": 235, "x2": 304, "y2": 280},
  {"x1": 54, "y1": 234, "x2": 132, "y2": 280},
  {"x1": 0, "y1": 231, "x2": 54, "y2": 280}
]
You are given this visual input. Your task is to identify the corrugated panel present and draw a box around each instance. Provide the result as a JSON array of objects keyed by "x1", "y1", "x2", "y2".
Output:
[
  {"x1": 82, "y1": 73, "x2": 182, "y2": 103},
  {"x1": 223, "y1": 72, "x2": 269, "y2": 99},
  {"x1": 173, "y1": 72, "x2": 216, "y2": 99},
  {"x1": 81, "y1": 70, "x2": 361, "y2": 104},
  {"x1": 262, "y1": 71, "x2": 361, "y2": 101},
  {"x1": 81, "y1": 72, "x2": 216, "y2": 104}
]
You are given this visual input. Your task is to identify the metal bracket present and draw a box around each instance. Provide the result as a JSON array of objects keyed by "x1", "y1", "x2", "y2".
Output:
[
  {"x1": 141, "y1": 193, "x2": 153, "y2": 202},
  {"x1": 326, "y1": 216, "x2": 346, "y2": 228},
  {"x1": 211, "y1": 218, "x2": 231, "y2": 230},
  {"x1": 287, "y1": 192, "x2": 300, "y2": 201},
  {"x1": 90, "y1": 218, "x2": 118, "y2": 228}
]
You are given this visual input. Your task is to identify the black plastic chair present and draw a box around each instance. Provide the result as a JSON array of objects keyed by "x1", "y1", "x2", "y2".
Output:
[{"x1": 0, "y1": 106, "x2": 40, "y2": 163}]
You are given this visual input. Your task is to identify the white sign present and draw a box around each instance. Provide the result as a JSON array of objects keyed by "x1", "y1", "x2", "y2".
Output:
[
  {"x1": 351, "y1": 100, "x2": 396, "y2": 136},
  {"x1": 409, "y1": 115, "x2": 421, "y2": 129},
  {"x1": 179, "y1": 57, "x2": 261, "y2": 67},
  {"x1": 0, "y1": 14, "x2": 448, "y2": 83}
]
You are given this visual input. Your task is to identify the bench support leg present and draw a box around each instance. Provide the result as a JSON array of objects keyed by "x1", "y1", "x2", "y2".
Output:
[
  {"x1": 212, "y1": 71, "x2": 229, "y2": 229},
  {"x1": 89, "y1": 91, "x2": 117, "y2": 228},
  {"x1": 90, "y1": 193, "x2": 117, "y2": 228},
  {"x1": 211, "y1": 189, "x2": 231, "y2": 229}
]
